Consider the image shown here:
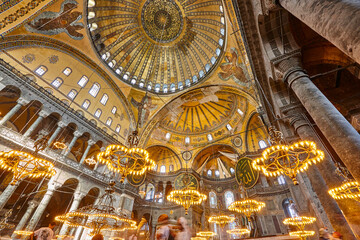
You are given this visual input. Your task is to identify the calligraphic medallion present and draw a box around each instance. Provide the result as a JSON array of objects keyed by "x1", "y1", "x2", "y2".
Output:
[
  {"x1": 127, "y1": 173, "x2": 146, "y2": 187},
  {"x1": 235, "y1": 157, "x2": 259, "y2": 189},
  {"x1": 174, "y1": 173, "x2": 198, "y2": 190}
]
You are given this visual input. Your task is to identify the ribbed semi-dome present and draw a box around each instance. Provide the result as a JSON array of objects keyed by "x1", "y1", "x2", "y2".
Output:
[{"x1": 87, "y1": 0, "x2": 226, "y2": 94}]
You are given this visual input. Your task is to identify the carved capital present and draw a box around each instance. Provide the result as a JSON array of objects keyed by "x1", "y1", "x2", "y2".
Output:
[
  {"x1": 57, "y1": 121, "x2": 67, "y2": 128},
  {"x1": 261, "y1": 0, "x2": 281, "y2": 15},
  {"x1": 38, "y1": 110, "x2": 50, "y2": 118},
  {"x1": 28, "y1": 200, "x2": 39, "y2": 208},
  {"x1": 73, "y1": 131, "x2": 83, "y2": 138},
  {"x1": 17, "y1": 97, "x2": 30, "y2": 106},
  {"x1": 88, "y1": 139, "x2": 96, "y2": 146},
  {"x1": 280, "y1": 103, "x2": 309, "y2": 132},
  {"x1": 73, "y1": 191, "x2": 85, "y2": 201}
]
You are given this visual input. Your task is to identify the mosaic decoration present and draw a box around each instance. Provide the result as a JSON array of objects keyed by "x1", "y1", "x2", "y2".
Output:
[
  {"x1": 48, "y1": 55, "x2": 59, "y2": 64},
  {"x1": 131, "y1": 94, "x2": 157, "y2": 128},
  {"x1": 88, "y1": 0, "x2": 226, "y2": 94},
  {"x1": 22, "y1": 53, "x2": 35, "y2": 63},
  {"x1": 218, "y1": 48, "x2": 249, "y2": 86},
  {"x1": 26, "y1": 0, "x2": 84, "y2": 40},
  {"x1": 127, "y1": 173, "x2": 146, "y2": 187},
  {"x1": 235, "y1": 157, "x2": 259, "y2": 189},
  {"x1": 0, "y1": 0, "x2": 22, "y2": 12}
]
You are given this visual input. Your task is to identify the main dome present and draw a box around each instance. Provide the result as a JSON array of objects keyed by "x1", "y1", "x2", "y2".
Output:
[{"x1": 87, "y1": 0, "x2": 226, "y2": 94}]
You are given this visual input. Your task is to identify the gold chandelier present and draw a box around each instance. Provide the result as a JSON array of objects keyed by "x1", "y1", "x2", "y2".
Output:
[
  {"x1": 97, "y1": 130, "x2": 155, "y2": 183},
  {"x1": 13, "y1": 230, "x2": 33, "y2": 236},
  {"x1": 252, "y1": 127, "x2": 324, "y2": 185},
  {"x1": 226, "y1": 228, "x2": 250, "y2": 236},
  {"x1": 228, "y1": 199, "x2": 265, "y2": 219},
  {"x1": 0, "y1": 150, "x2": 56, "y2": 185},
  {"x1": 196, "y1": 231, "x2": 216, "y2": 237},
  {"x1": 0, "y1": 209, "x2": 15, "y2": 231},
  {"x1": 192, "y1": 237, "x2": 206, "y2": 240},
  {"x1": 167, "y1": 188, "x2": 207, "y2": 215},
  {"x1": 289, "y1": 230, "x2": 315, "y2": 240},
  {"x1": 208, "y1": 215, "x2": 235, "y2": 228},
  {"x1": 55, "y1": 181, "x2": 137, "y2": 236}
]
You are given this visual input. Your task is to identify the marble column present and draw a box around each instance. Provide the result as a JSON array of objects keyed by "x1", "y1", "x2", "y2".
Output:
[
  {"x1": 0, "y1": 98, "x2": 29, "y2": 126},
  {"x1": 282, "y1": 103, "x2": 360, "y2": 238},
  {"x1": 58, "y1": 191, "x2": 85, "y2": 239},
  {"x1": 23, "y1": 110, "x2": 49, "y2": 137},
  {"x1": 79, "y1": 139, "x2": 96, "y2": 164},
  {"x1": 11, "y1": 200, "x2": 38, "y2": 239},
  {"x1": 0, "y1": 182, "x2": 20, "y2": 211},
  {"x1": 278, "y1": 0, "x2": 360, "y2": 64},
  {"x1": 26, "y1": 182, "x2": 61, "y2": 231},
  {"x1": 274, "y1": 53, "x2": 360, "y2": 183},
  {"x1": 47, "y1": 121, "x2": 66, "y2": 146},
  {"x1": 64, "y1": 131, "x2": 83, "y2": 156}
]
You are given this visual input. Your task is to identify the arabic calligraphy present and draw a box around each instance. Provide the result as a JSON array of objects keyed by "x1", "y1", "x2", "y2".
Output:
[{"x1": 235, "y1": 157, "x2": 259, "y2": 189}]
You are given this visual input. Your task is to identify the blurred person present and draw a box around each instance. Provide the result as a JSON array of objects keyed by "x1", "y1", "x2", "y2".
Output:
[
  {"x1": 156, "y1": 215, "x2": 170, "y2": 240},
  {"x1": 30, "y1": 222, "x2": 56, "y2": 240},
  {"x1": 319, "y1": 228, "x2": 331, "y2": 240},
  {"x1": 332, "y1": 232, "x2": 343, "y2": 240},
  {"x1": 91, "y1": 234, "x2": 104, "y2": 240},
  {"x1": 175, "y1": 217, "x2": 191, "y2": 240}
]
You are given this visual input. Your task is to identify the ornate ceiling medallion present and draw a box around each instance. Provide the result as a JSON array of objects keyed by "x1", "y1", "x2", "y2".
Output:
[{"x1": 88, "y1": 0, "x2": 226, "y2": 94}]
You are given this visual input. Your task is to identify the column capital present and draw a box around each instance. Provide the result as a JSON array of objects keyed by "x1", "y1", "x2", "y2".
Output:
[
  {"x1": 57, "y1": 121, "x2": 66, "y2": 128},
  {"x1": 73, "y1": 191, "x2": 85, "y2": 201},
  {"x1": 73, "y1": 131, "x2": 83, "y2": 137},
  {"x1": 280, "y1": 103, "x2": 309, "y2": 133},
  {"x1": 88, "y1": 139, "x2": 96, "y2": 146},
  {"x1": 48, "y1": 181, "x2": 62, "y2": 191},
  {"x1": 17, "y1": 97, "x2": 30, "y2": 106},
  {"x1": 38, "y1": 110, "x2": 50, "y2": 118},
  {"x1": 28, "y1": 200, "x2": 39, "y2": 208}
]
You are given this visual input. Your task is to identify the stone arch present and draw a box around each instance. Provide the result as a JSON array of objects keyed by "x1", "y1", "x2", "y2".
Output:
[{"x1": 244, "y1": 111, "x2": 268, "y2": 152}]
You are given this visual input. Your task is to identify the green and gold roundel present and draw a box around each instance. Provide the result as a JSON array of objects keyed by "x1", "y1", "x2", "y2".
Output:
[
  {"x1": 235, "y1": 157, "x2": 259, "y2": 189},
  {"x1": 174, "y1": 173, "x2": 198, "y2": 190},
  {"x1": 127, "y1": 173, "x2": 146, "y2": 187}
]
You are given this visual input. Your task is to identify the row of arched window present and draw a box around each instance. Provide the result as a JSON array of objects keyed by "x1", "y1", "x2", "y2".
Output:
[{"x1": 153, "y1": 165, "x2": 174, "y2": 173}]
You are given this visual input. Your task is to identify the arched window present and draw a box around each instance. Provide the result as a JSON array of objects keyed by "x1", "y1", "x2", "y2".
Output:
[
  {"x1": 278, "y1": 175, "x2": 286, "y2": 185},
  {"x1": 185, "y1": 137, "x2": 190, "y2": 144},
  {"x1": 115, "y1": 124, "x2": 121, "y2": 133},
  {"x1": 259, "y1": 140, "x2": 267, "y2": 149},
  {"x1": 215, "y1": 170, "x2": 220, "y2": 177},
  {"x1": 169, "y1": 165, "x2": 174, "y2": 172},
  {"x1": 207, "y1": 134, "x2": 213, "y2": 141},
  {"x1": 94, "y1": 109, "x2": 102, "y2": 118},
  {"x1": 100, "y1": 94, "x2": 108, "y2": 105},
  {"x1": 111, "y1": 106, "x2": 117, "y2": 114},
  {"x1": 226, "y1": 124, "x2": 232, "y2": 131},
  {"x1": 282, "y1": 198, "x2": 299, "y2": 218},
  {"x1": 63, "y1": 67, "x2": 72, "y2": 76},
  {"x1": 237, "y1": 109, "x2": 244, "y2": 115},
  {"x1": 106, "y1": 117, "x2": 112, "y2": 126},
  {"x1": 89, "y1": 83, "x2": 100, "y2": 97},
  {"x1": 82, "y1": 99, "x2": 90, "y2": 109},
  {"x1": 165, "y1": 133, "x2": 171, "y2": 140},
  {"x1": 51, "y1": 78, "x2": 63, "y2": 88},
  {"x1": 230, "y1": 168, "x2": 235, "y2": 175},
  {"x1": 35, "y1": 65, "x2": 47, "y2": 76},
  {"x1": 207, "y1": 169, "x2": 212, "y2": 177},
  {"x1": 153, "y1": 164, "x2": 158, "y2": 171},
  {"x1": 78, "y1": 76, "x2": 88, "y2": 87},
  {"x1": 67, "y1": 89, "x2": 77, "y2": 100},
  {"x1": 160, "y1": 165, "x2": 166, "y2": 173},
  {"x1": 209, "y1": 191, "x2": 217, "y2": 208},
  {"x1": 224, "y1": 191, "x2": 235, "y2": 208}
]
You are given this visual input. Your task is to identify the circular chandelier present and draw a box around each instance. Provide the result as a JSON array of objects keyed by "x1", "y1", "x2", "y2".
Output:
[
  {"x1": 0, "y1": 150, "x2": 56, "y2": 185},
  {"x1": 167, "y1": 188, "x2": 207, "y2": 215},
  {"x1": 13, "y1": 230, "x2": 33, "y2": 236},
  {"x1": 208, "y1": 215, "x2": 235, "y2": 228},
  {"x1": 226, "y1": 228, "x2": 250, "y2": 236},
  {"x1": 228, "y1": 199, "x2": 265, "y2": 219},
  {"x1": 283, "y1": 216, "x2": 316, "y2": 230},
  {"x1": 289, "y1": 230, "x2": 315, "y2": 240},
  {"x1": 252, "y1": 127, "x2": 324, "y2": 185},
  {"x1": 0, "y1": 209, "x2": 15, "y2": 231},
  {"x1": 97, "y1": 130, "x2": 155, "y2": 183},
  {"x1": 192, "y1": 238, "x2": 206, "y2": 240},
  {"x1": 196, "y1": 231, "x2": 216, "y2": 237},
  {"x1": 55, "y1": 181, "x2": 137, "y2": 236}
]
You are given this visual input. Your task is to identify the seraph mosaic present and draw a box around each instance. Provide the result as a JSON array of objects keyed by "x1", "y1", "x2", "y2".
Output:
[{"x1": 25, "y1": 0, "x2": 84, "y2": 40}]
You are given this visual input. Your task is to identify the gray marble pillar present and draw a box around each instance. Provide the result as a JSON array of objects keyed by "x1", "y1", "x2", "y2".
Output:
[
  {"x1": 47, "y1": 121, "x2": 66, "y2": 146},
  {"x1": 0, "y1": 182, "x2": 20, "y2": 211},
  {"x1": 58, "y1": 191, "x2": 85, "y2": 239},
  {"x1": 0, "y1": 98, "x2": 29, "y2": 126},
  {"x1": 281, "y1": 103, "x2": 360, "y2": 238},
  {"x1": 23, "y1": 110, "x2": 49, "y2": 137},
  {"x1": 274, "y1": 53, "x2": 360, "y2": 183},
  {"x1": 278, "y1": 0, "x2": 360, "y2": 64},
  {"x1": 26, "y1": 182, "x2": 61, "y2": 231},
  {"x1": 12, "y1": 200, "x2": 38, "y2": 239},
  {"x1": 64, "y1": 131, "x2": 83, "y2": 156},
  {"x1": 79, "y1": 139, "x2": 96, "y2": 164}
]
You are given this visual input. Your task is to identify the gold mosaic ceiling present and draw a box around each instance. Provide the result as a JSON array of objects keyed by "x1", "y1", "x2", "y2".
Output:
[{"x1": 88, "y1": 0, "x2": 226, "y2": 94}]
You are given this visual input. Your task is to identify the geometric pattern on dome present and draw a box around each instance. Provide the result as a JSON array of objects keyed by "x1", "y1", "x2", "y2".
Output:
[
  {"x1": 88, "y1": 0, "x2": 226, "y2": 94},
  {"x1": 159, "y1": 87, "x2": 245, "y2": 134}
]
